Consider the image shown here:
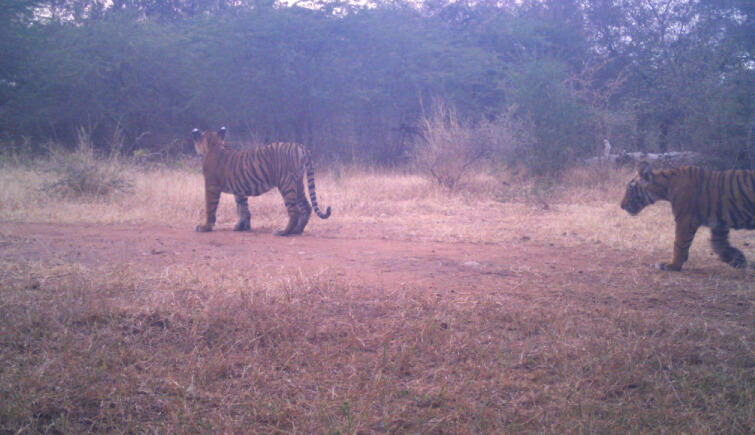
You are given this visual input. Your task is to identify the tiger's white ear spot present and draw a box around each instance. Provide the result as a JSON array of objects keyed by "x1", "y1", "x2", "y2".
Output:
[
  {"x1": 191, "y1": 128, "x2": 201, "y2": 141},
  {"x1": 218, "y1": 127, "x2": 227, "y2": 140}
]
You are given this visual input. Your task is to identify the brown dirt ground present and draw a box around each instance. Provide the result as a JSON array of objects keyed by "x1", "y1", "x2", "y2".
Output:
[
  {"x1": 0, "y1": 220, "x2": 638, "y2": 292},
  {"x1": 1, "y1": 219, "x2": 752, "y2": 333}
]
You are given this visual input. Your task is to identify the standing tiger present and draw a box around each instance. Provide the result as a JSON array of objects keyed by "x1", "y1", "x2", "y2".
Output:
[
  {"x1": 621, "y1": 161, "x2": 755, "y2": 271},
  {"x1": 191, "y1": 127, "x2": 331, "y2": 236}
]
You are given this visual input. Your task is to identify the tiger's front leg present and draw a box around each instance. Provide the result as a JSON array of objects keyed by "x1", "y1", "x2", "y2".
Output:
[
  {"x1": 196, "y1": 187, "x2": 221, "y2": 232},
  {"x1": 233, "y1": 194, "x2": 251, "y2": 231},
  {"x1": 657, "y1": 219, "x2": 698, "y2": 271}
]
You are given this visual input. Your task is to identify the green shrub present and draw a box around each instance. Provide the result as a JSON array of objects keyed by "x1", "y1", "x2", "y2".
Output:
[{"x1": 507, "y1": 59, "x2": 597, "y2": 175}]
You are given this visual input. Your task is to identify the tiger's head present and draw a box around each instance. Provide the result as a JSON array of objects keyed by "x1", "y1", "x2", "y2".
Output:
[
  {"x1": 621, "y1": 161, "x2": 663, "y2": 215},
  {"x1": 191, "y1": 127, "x2": 227, "y2": 158}
]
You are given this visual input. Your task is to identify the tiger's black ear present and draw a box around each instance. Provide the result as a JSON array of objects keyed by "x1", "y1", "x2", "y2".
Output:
[
  {"x1": 191, "y1": 128, "x2": 201, "y2": 141},
  {"x1": 218, "y1": 127, "x2": 227, "y2": 140},
  {"x1": 638, "y1": 161, "x2": 653, "y2": 183}
]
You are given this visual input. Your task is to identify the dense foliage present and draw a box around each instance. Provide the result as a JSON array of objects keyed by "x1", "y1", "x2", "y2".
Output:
[{"x1": 1, "y1": 0, "x2": 753, "y2": 170}]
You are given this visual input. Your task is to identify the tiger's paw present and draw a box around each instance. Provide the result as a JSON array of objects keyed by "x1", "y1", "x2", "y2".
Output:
[
  {"x1": 233, "y1": 221, "x2": 251, "y2": 231},
  {"x1": 273, "y1": 229, "x2": 289, "y2": 236},
  {"x1": 195, "y1": 224, "x2": 213, "y2": 232},
  {"x1": 727, "y1": 256, "x2": 747, "y2": 269},
  {"x1": 655, "y1": 262, "x2": 681, "y2": 271}
]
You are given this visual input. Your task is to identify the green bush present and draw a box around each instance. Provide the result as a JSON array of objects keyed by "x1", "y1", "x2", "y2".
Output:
[{"x1": 507, "y1": 59, "x2": 597, "y2": 175}]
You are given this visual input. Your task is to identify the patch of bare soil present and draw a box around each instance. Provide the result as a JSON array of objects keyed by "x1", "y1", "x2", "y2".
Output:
[
  {"x1": 0, "y1": 221, "x2": 635, "y2": 293},
  {"x1": 4, "y1": 220, "x2": 752, "y2": 323},
  {"x1": 12, "y1": 218, "x2": 755, "y2": 334}
]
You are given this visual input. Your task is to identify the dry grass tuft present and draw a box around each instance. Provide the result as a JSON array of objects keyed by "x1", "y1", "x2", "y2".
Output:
[
  {"x1": 41, "y1": 131, "x2": 132, "y2": 198},
  {"x1": 412, "y1": 102, "x2": 509, "y2": 190},
  {"x1": 0, "y1": 260, "x2": 753, "y2": 433}
]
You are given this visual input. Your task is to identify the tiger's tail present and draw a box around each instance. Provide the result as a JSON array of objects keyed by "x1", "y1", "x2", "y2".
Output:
[{"x1": 304, "y1": 149, "x2": 331, "y2": 219}]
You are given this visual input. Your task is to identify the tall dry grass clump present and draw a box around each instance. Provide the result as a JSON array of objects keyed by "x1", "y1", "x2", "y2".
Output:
[
  {"x1": 412, "y1": 102, "x2": 522, "y2": 190},
  {"x1": 0, "y1": 137, "x2": 37, "y2": 167},
  {"x1": 560, "y1": 162, "x2": 635, "y2": 202},
  {"x1": 42, "y1": 128, "x2": 132, "y2": 198}
]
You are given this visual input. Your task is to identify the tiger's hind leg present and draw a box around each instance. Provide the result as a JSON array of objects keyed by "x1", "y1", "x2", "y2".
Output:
[
  {"x1": 293, "y1": 179, "x2": 312, "y2": 234},
  {"x1": 233, "y1": 194, "x2": 251, "y2": 231},
  {"x1": 274, "y1": 181, "x2": 300, "y2": 236},
  {"x1": 711, "y1": 227, "x2": 747, "y2": 269}
]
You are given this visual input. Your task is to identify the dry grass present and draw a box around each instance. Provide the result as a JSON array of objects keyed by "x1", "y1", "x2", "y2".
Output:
[
  {"x1": 1, "y1": 159, "x2": 754, "y2": 432},
  {"x1": 40, "y1": 134, "x2": 132, "y2": 198},
  {"x1": 1, "y1": 259, "x2": 753, "y2": 433}
]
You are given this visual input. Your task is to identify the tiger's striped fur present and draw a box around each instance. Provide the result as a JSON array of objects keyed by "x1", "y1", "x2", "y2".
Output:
[
  {"x1": 192, "y1": 127, "x2": 331, "y2": 236},
  {"x1": 621, "y1": 161, "x2": 755, "y2": 271}
]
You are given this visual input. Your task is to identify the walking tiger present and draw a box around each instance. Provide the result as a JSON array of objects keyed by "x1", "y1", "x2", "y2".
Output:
[{"x1": 621, "y1": 162, "x2": 755, "y2": 271}]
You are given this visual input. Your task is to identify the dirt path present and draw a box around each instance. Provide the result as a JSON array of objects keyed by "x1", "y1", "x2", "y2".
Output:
[
  {"x1": 1, "y1": 221, "x2": 640, "y2": 294},
  {"x1": 3, "y1": 220, "x2": 753, "y2": 334}
]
